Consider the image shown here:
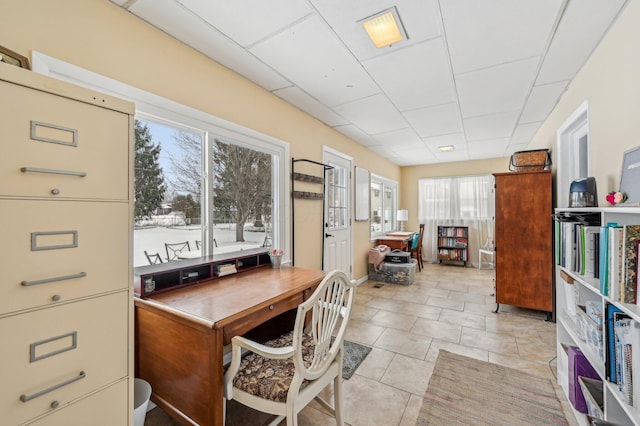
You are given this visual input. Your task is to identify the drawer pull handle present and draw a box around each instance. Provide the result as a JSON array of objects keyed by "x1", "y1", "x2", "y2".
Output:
[
  {"x1": 21, "y1": 167, "x2": 87, "y2": 178},
  {"x1": 21, "y1": 272, "x2": 87, "y2": 287},
  {"x1": 20, "y1": 371, "x2": 86, "y2": 402},
  {"x1": 269, "y1": 305, "x2": 274, "y2": 310},
  {"x1": 51, "y1": 188, "x2": 60, "y2": 195}
]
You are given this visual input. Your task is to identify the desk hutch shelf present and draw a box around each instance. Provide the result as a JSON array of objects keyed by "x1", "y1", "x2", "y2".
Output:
[{"x1": 134, "y1": 247, "x2": 270, "y2": 297}]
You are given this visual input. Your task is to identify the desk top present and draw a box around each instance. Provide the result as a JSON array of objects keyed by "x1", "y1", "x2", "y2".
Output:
[
  {"x1": 135, "y1": 266, "x2": 325, "y2": 329},
  {"x1": 377, "y1": 234, "x2": 413, "y2": 242}
]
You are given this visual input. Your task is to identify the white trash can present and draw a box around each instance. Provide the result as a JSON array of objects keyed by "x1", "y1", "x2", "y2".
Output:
[{"x1": 134, "y1": 378, "x2": 152, "y2": 426}]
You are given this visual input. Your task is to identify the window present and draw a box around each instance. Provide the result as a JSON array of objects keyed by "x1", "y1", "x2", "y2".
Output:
[
  {"x1": 31, "y1": 52, "x2": 288, "y2": 269},
  {"x1": 418, "y1": 175, "x2": 494, "y2": 264},
  {"x1": 370, "y1": 174, "x2": 397, "y2": 238}
]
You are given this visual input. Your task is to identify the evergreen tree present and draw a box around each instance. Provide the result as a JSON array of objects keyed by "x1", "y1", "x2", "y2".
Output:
[{"x1": 134, "y1": 120, "x2": 166, "y2": 220}]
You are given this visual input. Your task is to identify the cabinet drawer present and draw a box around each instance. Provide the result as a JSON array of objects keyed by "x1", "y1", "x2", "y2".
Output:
[
  {"x1": 1, "y1": 292, "x2": 129, "y2": 426},
  {"x1": 223, "y1": 292, "x2": 303, "y2": 345},
  {"x1": 25, "y1": 379, "x2": 129, "y2": 426},
  {"x1": 0, "y1": 199, "x2": 129, "y2": 315},
  {"x1": 0, "y1": 80, "x2": 130, "y2": 200}
]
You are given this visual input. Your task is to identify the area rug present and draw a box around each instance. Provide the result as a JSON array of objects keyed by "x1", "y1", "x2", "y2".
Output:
[
  {"x1": 342, "y1": 339, "x2": 372, "y2": 379},
  {"x1": 417, "y1": 350, "x2": 568, "y2": 425}
]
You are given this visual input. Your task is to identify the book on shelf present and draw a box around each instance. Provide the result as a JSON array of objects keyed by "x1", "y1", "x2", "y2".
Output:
[
  {"x1": 612, "y1": 314, "x2": 635, "y2": 406},
  {"x1": 215, "y1": 263, "x2": 237, "y2": 276},
  {"x1": 623, "y1": 225, "x2": 640, "y2": 304}
]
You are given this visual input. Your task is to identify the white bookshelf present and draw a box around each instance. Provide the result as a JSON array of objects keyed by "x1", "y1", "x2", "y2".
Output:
[{"x1": 555, "y1": 207, "x2": 640, "y2": 426}]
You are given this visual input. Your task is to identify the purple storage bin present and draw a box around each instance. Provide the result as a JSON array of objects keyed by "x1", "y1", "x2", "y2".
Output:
[{"x1": 568, "y1": 346, "x2": 599, "y2": 413}]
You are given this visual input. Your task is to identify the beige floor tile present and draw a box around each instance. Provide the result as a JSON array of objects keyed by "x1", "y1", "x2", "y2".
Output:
[
  {"x1": 426, "y1": 295, "x2": 465, "y2": 311},
  {"x1": 398, "y1": 300, "x2": 442, "y2": 320},
  {"x1": 364, "y1": 296, "x2": 406, "y2": 313},
  {"x1": 342, "y1": 375, "x2": 410, "y2": 426},
  {"x1": 369, "y1": 310, "x2": 418, "y2": 331},
  {"x1": 447, "y1": 289, "x2": 488, "y2": 304},
  {"x1": 410, "y1": 317, "x2": 462, "y2": 343},
  {"x1": 344, "y1": 318, "x2": 386, "y2": 346},
  {"x1": 398, "y1": 394, "x2": 425, "y2": 426},
  {"x1": 349, "y1": 303, "x2": 379, "y2": 322},
  {"x1": 424, "y1": 339, "x2": 489, "y2": 364},
  {"x1": 438, "y1": 308, "x2": 486, "y2": 330},
  {"x1": 353, "y1": 346, "x2": 395, "y2": 381},
  {"x1": 374, "y1": 328, "x2": 432, "y2": 359},
  {"x1": 460, "y1": 327, "x2": 520, "y2": 356},
  {"x1": 380, "y1": 353, "x2": 434, "y2": 395}
]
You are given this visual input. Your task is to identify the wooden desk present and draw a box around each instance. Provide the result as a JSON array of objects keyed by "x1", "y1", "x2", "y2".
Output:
[
  {"x1": 376, "y1": 234, "x2": 414, "y2": 251},
  {"x1": 134, "y1": 266, "x2": 325, "y2": 426}
]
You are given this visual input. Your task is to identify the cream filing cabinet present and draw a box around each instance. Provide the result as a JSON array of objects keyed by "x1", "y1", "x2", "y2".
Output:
[{"x1": 0, "y1": 63, "x2": 134, "y2": 425}]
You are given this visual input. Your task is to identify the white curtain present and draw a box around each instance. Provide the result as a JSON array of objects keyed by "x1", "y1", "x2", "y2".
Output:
[{"x1": 418, "y1": 175, "x2": 495, "y2": 267}]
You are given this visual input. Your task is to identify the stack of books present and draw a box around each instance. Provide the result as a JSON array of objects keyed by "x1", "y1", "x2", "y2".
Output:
[{"x1": 215, "y1": 263, "x2": 237, "y2": 277}]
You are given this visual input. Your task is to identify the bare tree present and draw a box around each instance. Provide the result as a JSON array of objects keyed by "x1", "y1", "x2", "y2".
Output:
[
  {"x1": 213, "y1": 139, "x2": 271, "y2": 242},
  {"x1": 168, "y1": 131, "x2": 202, "y2": 202}
]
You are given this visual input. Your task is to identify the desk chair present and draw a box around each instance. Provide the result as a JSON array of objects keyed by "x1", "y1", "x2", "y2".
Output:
[
  {"x1": 224, "y1": 270, "x2": 356, "y2": 426},
  {"x1": 144, "y1": 250, "x2": 163, "y2": 265},
  {"x1": 165, "y1": 241, "x2": 190, "y2": 261},
  {"x1": 478, "y1": 239, "x2": 495, "y2": 270},
  {"x1": 410, "y1": 224, "x2": 425, "y2": 271}
]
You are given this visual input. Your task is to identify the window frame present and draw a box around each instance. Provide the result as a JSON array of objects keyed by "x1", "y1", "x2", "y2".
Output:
[
  {"x1": 370, "y1": 174, "x2": 398, "y2": 239},
  {"x1": 31, "y1": 51, "x2": 290, "y2": 260}
]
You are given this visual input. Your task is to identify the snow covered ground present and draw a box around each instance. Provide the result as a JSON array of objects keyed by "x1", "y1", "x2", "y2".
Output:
[{"x1": 134, "y1": 224, "x2": 266, "y2": 267}]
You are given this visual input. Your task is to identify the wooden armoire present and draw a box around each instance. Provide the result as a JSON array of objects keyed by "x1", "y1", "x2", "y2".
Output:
[{"x1": 493, "y1": 170, "x2": 553, "y2": 316}]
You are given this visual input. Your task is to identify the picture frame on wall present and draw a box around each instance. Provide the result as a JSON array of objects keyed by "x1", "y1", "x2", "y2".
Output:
[
  {"x1": 619, "y1": 145, "x2": 640, "y2": 206},
  {"x1": 0, "y1": 45, "x2": 30, "y2": 69}
]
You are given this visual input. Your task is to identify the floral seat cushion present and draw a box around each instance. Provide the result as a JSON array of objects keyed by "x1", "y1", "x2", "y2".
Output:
[{"x1": 232, "y1": 331, "x2": 316, "y2": 403}]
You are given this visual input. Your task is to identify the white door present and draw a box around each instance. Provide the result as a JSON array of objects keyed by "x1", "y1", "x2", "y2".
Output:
[{"x1": 323, "y1": 149, "x2": 353, "y2": 277}]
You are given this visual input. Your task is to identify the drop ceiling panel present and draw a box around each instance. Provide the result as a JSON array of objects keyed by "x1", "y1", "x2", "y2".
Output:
[
  {"x1": 309, "y1": 0, "x2": 442, "y2": 61},
  {"x1": 421, "y1": 133, "x2": 467, "y2": 151},
  {"x1": 435, "y1": 150, "x2": 470, "y2": 163},
  {"x1": 519, "y1": 80, "x2": 568, "y2": 124},
  {"x1": 403, "y1": 103, "x2": 462, "y2": 138},
  {"x1": 129, "y1": 0, "x2": 291, "y2": 91},
  {"x1": 536, "y1": 0, "x2": 628, "y2": 84},
  {"x1": 467, "y1": 138, "x2": 510, "y2": 156},
  {"x1": 456, "y1": 57, "x2": 540, "y2": 118},
  {"x1": 178, "y1": 0, "x2": 313, "y2": 47},
  {"x1": 511, "y1": 122, "x2": 543, "y2": 144},
  {"x1": 441, "y1": 0, "x2": 563, "y2": 75},
  {"x1": 371, "y1": 128, "x2": 423, "y2": 150},
  {"x1": 464, "y1": 111, "x2": 520, "y2": 141},
  {"x1": 272, "y1": 86, "x2": 348, "y2": 127},
  {"x1": 249, "y1": 15, "x2": 379, "y2": 107},
  {"x1": 333, "y1": 94, "x2": 408, "y2": 135},
  {"x1": 363, "y1": 40, "x2": 455, "y2": 111},
  {"x1": 333, "y1": 125, "x2": 378, "y2": 147}
]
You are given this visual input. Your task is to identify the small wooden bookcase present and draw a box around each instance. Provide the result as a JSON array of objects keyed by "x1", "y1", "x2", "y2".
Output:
[{"x1": 437, "y1": 225, "x2": 468, "y2": 266}]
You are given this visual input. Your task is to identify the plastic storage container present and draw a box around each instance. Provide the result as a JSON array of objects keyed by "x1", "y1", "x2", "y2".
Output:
[{"x1": 368, "y1": 259, "x2": 417, "y2": 285}]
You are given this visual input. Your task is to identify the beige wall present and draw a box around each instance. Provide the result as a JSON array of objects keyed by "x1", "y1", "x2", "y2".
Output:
[
  {"x1": 400, "y1": 158, "x2": 510, "y2": 231},
  {"x1": 527, "y1": 1, "x2": 640, "y2": 206},
  {"x1": 0, "y1": 0, "x2": 399, "y2": 279}
]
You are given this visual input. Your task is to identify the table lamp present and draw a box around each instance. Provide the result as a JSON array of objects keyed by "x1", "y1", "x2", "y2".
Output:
[{"x1": 396, "y1": 209, "x2": 408, "y2": 231}]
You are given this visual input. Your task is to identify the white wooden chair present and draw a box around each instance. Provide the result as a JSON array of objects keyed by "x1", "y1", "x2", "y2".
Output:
[{"x1": 224, "y1": 270, "x2": 356, "y2": 426}]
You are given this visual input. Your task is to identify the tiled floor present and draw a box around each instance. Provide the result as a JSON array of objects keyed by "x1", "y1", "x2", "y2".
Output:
[{"x1": 145, "y1": 263, "x2": 578, "y2": 425}]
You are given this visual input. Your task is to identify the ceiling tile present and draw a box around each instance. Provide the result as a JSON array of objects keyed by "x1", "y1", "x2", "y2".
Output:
[
  {"x1": 511, "y1": 122, "x2": 543, "y2": 144},
  {"x1": 505, "y1": 143, "x2": 530, "y2": 156},
  {"x1": 519, "y1": 80, "x2": 568, "y2": 123},
  {"x1": 456, "y1": 57, "x2": 540, "y2": 118},
  {"x1": 333, "y1": 94, "x2": 408, "y2": 135},
  {"x1": 371, "y1": 128, "x2": 423, "y2": 150},
  {"x1": 537, "y1": 0, "x2": 628, "y2": 84},
  {"x1": 272, "y1": 86, "x2": 348, "y2": 127},
  {"x1": 391, "y1": 147, "x2": 438, "y2": 166},
  {"x1": 435, "y1": 150, "x2": 470, "y2": 163},
  {"x1": 464, "y1": 111, "x2": 520, "y2": 141},
  {"x1": 363, "y1": 40, "x2": 455, "y2": 111},
  {"x1": 441, "y1": 0, "x2": 563, "y2": 74},
  {"x1": 404, "y1": 102, "x2": 462, "y2": 137},
  {"x1": 333, "y1": 125, "x2": 378, "y2": 147},
  {"x1": 129, "y1": 0, "x2": 291, "y2": 91},
  {"x1": 421, "y1": 133, "x2": 467, "y2": 151},
  {"x1": 178, "y1": 0, "x2": 313, "y2": 47},
  {"x1": 467, "y1": 138, "x2": 510, "y2": 156},
  {"x1": 309, "y1": 0, "x2": 442, "y2": 61},
  {"x1": 249, "y1": 15, "x2": 379, "y2": 106}
]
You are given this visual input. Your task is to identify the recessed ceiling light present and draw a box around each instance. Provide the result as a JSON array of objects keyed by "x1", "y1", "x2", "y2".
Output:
[
  {"x1": 359, "y1": 7, "x2": 408, "y2": 48},
  {"x1": 439, "y1": 145, "x2": 455, "y2": 152}
]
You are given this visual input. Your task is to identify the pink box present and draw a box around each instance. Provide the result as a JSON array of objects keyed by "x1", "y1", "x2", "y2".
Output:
[{"x1": 568, "y1": 346, "x2": 599, "y2": 413}]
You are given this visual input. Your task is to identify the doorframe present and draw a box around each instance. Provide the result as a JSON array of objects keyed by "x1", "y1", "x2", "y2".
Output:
[{"x1": 322, "y1": 146, "x2": 354, "y2": 278}]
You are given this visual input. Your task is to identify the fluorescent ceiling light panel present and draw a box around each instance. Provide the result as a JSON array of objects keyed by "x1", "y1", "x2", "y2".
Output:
[
  {"x1": 439, "y1": 145, "x2": 455, "y2": 152},
  {"x1": 360, "y1": 7, "x2": 407, "y2": 48}
]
